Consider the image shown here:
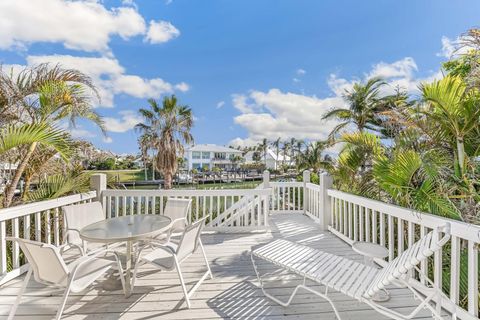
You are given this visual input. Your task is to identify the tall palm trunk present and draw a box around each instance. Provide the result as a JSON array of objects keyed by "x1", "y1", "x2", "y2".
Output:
[
  {"x1": 456, "y1": 137, "x2": 465, "y2": 175},
  {"x1": 3, "y1": 142, "x2": 37, "y2": 207},
  {"x1": 152, "y1": 152, "x2": 156, "y2": 181},
  {"x1": 22, "y1": 174, "x2": 34, "y2": 200},
  {"x1": 164, "y1": 171, "x2": 173, "y2": 189}
]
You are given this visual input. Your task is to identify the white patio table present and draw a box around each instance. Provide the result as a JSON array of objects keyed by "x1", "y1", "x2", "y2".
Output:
[{"x1": 80, "y1": 215, "x2": 172, "y2": 297}]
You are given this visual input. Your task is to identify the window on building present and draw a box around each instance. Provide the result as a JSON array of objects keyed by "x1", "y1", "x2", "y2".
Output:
[
  {"x1": 192, "y1": 163, "x2": 202, "y2": 169},
  {"x1": 202, "y1": 152, "x2": 210, "y2": 159},
  {"x1": 214, "y1": 152, "x2": 226, "y2": 159},
  {"x1": 192, "y1": 151, "x2": 201, "y2": 159}
]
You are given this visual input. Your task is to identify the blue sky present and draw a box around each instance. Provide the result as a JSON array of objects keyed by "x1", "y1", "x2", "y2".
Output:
[{"x1": 0, "y1": 0, "x2": 479, "y2": 154}]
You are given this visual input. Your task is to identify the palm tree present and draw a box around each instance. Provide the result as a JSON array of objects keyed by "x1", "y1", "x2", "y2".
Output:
[
  {"x1": 297, "y1": 141, "x2": 328, "y2": 172},
  {"x1": 281, "y1": 141, "x2": 290, "y2": 169},
  {"x1": 135, "y1": 95, "x2": 194, "y2": 189},
  {"x1": 21, "y1": 146, "x2": 59, "y2": 199},
  {"x1": 289, "y1": 137, "x2": 296, "y2": 166},
  {"x1": 331, "y1": 132, "x2": 384, "y2": 196},
  {"x1": 420, "y1": 75, "x2": 480, "y2": 176},
  {"x1": 257, "y1": 138, "x2": 268, "y2": 168},
  {"x1": 272, "y1": 137, "x2": 281, "y2": 167},
  {"x1": 230, "y1": 155, "x2": 243, "y2": 170},
  {"x1": 0, "y1": 64, "x2": 103, "y2": 207},
  {"x1": 373, "y1": 149, "x2": 460, "y2": 219},
  {"x1": 294, "y1": 139, "x2": 304, "y2": 167},
  {"x1": 322, "y1": 77, "x2": 387, "y2": 139},
  {"x1": 138, "y1": 134, "x2": 153, "y2": 180}
]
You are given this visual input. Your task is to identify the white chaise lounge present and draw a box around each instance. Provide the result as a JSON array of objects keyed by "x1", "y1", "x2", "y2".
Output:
[{"x1": 251, "y1": 223, "x2": 453, "y2": 320}]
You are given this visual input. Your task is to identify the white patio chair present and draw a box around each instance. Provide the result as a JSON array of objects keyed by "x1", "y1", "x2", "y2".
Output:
[
  {"x1": 160, "y1": 198, "x2": 192, "y2": 242},
  {"x1": 251, "y1": 223, "x2": 455, "y2": 320},
  {"x1": 7, "y1": 237, "x2": 123, "y2": 320},
  {"x1": 62, "y1": 201, "x2": 106, "y2": 255},
  {"x1": 130, "y1": 216, "x2": 212, "y2": 308}
]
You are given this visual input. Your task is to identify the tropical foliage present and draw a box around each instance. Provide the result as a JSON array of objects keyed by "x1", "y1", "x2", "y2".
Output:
[
  {"x1": 321, "y1": 27, "x2": 480, "y2": 224},
  {"x1": 0, "y1": 63, "x2": 105, "y2": 207}
]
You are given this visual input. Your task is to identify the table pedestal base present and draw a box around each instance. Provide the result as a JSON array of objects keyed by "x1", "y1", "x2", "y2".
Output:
[{"x1": 102, "y1": 272, "x2": 124, "y2": 291}]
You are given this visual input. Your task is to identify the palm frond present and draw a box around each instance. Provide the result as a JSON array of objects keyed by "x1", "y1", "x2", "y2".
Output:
[{"x1": 0, "y1": 123, "x2": 72, "y2": 159}]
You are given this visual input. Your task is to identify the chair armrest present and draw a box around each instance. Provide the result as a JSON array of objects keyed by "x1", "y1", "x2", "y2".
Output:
[
  {"x1": 62, "y1": 229, "x2": 81, "y2": 243},
  {"x1": 436, "y1": 223, "x2": 451, "y2": 247},
  {"x1": 69, "y1": 247, "x2": 113, "y2": 274},
  {"x1": 149, "y1": 243, "x2": 177, "y2": 255}
]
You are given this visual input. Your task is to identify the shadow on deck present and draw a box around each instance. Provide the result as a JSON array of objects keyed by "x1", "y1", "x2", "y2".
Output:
[{"x1": 0, "y1": 214, "x2": 441, "y2": 319}]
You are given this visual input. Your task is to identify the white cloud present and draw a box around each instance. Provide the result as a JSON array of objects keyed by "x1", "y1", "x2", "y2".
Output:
[
  {"x1": 368, "y1": 57, "x2": 417, "y2": 79},
  {"x1": 103, "y1": 136, "x2": 113, "y2": 143},
  {"x1": 114, "y1": 75, "x2": 173, "y2": 98},
  {"x1": 232, "y1": 94, "x2": 257, "y2": 113},
  {"x1": 231, "y1": 89, "x2": 342, "y2": 146},
  {"x1": 0, "y1": 0, "x2": 180, "y2": 53},
  {"x1": 329, "y1": 57, "x2": 441, "y2": 96},
  {"x1": 293, "y1": 77, "x2": 301, "y2": 83},
  {"x1": 104, "y1": 110, "x2": 143, "y2": 133},
  {"x1": 231, "y1": 57, "x2": 443, "y2": 147},
  {"x1": 0, "y1": 0, "x2": 146, "y2": 53},
  {"x1": 25, "y1": 54, "x2": 189, "y2": 107},
  {"x1": 296, "y1": 68, "x2": 306, "y2": 75},
  {"x1": 175, "y1": 82, "x2": 190, "y2": 92},
  {"x1": 59, "y1": 123, "x2": 96, "y2": 139},
  {"x1": 216, "y1": 101, "x2": 225, "y2": 109},
  {"x1": 438, "y1": 36, "x2": 456, "y2": 58},
  {"x1": 145, "y1": 20, "x2": 180, "y2": 44},
  {"x1": 437, "y1": 35, "x2": 474, "y2": 58}
]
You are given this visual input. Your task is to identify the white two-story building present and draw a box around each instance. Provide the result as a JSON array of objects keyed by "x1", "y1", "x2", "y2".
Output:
[{"x1": 185, "y1": 144, "x2": 243, "y2": 171}]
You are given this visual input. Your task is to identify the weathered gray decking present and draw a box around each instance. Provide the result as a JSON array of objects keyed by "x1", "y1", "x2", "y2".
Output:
[{"x1": 0, "y1": 213, "x2": 441, "y2": 319}]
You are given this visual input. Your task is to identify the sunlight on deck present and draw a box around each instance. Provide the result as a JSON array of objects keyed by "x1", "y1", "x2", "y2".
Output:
[{"x1": 0, "y1": 214, "x2": 444, "y2": 319}]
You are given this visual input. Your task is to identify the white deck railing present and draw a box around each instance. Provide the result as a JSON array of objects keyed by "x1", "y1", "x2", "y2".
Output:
[
  {"x1": 101, "y1": 188, "x2": 272, "y2": 232},
  {"x1": 0, "y1": 170, "x2": 478, "y2": 319},
  {"x1": 0, "y1": 191, "x2": 97, "y2": 285},
  {"x1": 325, "y1": 188, "x2": 480, "y2": 320},
  {"x1": 269, "y1": 181, "x2": 304, "y2": 214}
]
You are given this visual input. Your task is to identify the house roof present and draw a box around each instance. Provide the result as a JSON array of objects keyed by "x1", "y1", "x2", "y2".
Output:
[
  {"x1": 186, "y1": 144, "x2": 243, "y2": 153},
  {"x1": 244, "y1": 148, "x2": 291, "y2": 161}
]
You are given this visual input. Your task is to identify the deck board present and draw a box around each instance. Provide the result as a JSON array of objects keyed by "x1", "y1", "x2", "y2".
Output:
[{"x1": 0, "y1": 213, "x2": 445, "y2": 319}]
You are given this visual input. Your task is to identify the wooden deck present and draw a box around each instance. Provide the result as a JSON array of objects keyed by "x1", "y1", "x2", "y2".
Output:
[{"x1": 0, "y1": 213, "x2": 443, "y2": 319}]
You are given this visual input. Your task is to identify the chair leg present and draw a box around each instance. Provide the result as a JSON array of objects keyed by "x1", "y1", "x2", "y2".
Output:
[
  {"x1": 113, "y1": 252, "x2": 126, "y2": 295},
  {"x1": 55, "y1": 285, "x2": 72, "y2": 320},
  {"x1": 199, "y1": 239, "x2": 213, "y2": 279},
  {"x1": 250, "y1": 254, "x2": 341, "y2": 319},
  {"x1": 8, "y1": 268, "x2": 32, "y2": 320},
  {"x1": 131, "y1": 244, "x2": 148, "y2": 291},
  {"x1": 174, "y1": 257, "x2": 191, "y2": 308}
]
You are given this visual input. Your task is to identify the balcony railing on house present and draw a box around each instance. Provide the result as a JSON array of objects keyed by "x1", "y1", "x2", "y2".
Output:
[{"x1": 0, "y1": 171, "x2": 478, "y2": 319}]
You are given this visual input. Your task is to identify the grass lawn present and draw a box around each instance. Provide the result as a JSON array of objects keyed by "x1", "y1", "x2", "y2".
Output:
[
  {"x1": 87, "y1": 169, "x2": 146, "y2": 182},
  {"x1": 87, "y1": 170, "x2": 263, "y2": 188}
]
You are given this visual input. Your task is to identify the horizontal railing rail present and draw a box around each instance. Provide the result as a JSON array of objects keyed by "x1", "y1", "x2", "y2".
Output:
[
  {"x1": 327, "y1": 189, "x2": 480, "y2": 319},
  {"x1": 0, "y1": 191, "x2": 97, "y2": 285},
  {"x1": 101, "y1": 188, "x2": 272, "y2": 232}
]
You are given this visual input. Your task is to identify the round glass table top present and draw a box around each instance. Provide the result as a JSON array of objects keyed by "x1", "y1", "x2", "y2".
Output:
[{"x1": 80, "y1": 215, "x2": 172, "y2": 243}]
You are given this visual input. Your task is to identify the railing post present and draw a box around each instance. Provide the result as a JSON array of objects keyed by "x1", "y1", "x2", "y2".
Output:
[
  {"x1": 319, "y1": 172, "x2": 333, "y2": 231},
  {"x1": 263, "y1": 170, "x2": 270, "y2": 188},
  {"x1": 263, "y1": 170, "x2": 271, "y2": 223},
  {"x1": 90, "y1": 173, "x2": 107, "y2": 202},
  {"x1": 303, "y1": 170, "x2": 310, "y2": 214}
]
